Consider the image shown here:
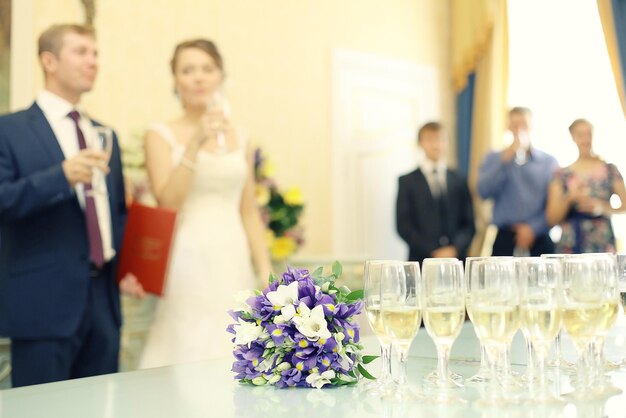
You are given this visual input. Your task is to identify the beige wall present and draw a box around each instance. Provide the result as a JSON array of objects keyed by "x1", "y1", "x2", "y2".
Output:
[{"x1": 14, "y1": 0, "x2": 453, "y2": 255}]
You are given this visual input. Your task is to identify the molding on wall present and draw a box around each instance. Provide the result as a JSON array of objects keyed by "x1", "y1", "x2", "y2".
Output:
[{"x1": 9, "y1": 0, "x2": 34, "y2": 111}]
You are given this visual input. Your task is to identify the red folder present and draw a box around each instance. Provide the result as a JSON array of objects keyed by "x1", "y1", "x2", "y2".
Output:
[{"x1": 116, "y1": 203, "x2": 177, "y2": 296}]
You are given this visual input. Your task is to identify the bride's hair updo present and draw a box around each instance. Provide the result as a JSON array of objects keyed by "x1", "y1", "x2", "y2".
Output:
[{"x1": 170, "y1": 39, "x2": 224, "y2": 74}]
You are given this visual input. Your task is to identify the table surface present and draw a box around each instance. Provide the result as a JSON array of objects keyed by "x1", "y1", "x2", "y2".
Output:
[{"x1": 2, "y1": 319, "x2": 626, "y2": 418}]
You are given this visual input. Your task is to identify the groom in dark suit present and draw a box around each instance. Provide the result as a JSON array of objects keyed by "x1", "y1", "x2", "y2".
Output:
[
  {"x1": 396, "y1": 122, "x2": 475, "y2": 263},
  {"x1": 0, "y1": 24, "x2": 142, "y2": 387}
]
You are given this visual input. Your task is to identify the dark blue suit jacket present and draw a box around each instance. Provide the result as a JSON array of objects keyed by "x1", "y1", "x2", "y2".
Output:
[
  {"x1": 396, "y1": 168, "x2": 475, "y2": 263},
  {"x1": 0, "y1": 103, "x2": 126, "y2": 339}
]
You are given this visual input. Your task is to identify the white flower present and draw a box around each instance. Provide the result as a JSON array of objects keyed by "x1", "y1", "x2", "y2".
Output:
[
  {"x1": 267, "y1": 374, "x2": 281, "y2": 385},
  {"x1": 305, "y1": 370, "x2": 336, "y2": 389},
  {"x1": 252, "y1": 376, "x2": 268, "y2": 386},
  {"x1": 273, "y1": 304, "x2": 296, "y2": 324},
  {"x1": 233, "y1": 318, "x2": 264, "y2": 346},
  {"x1": 293, "y1": 303, "x2": 332, "y2": 341},
  {"x1": 276, "y1": 362, "x2": 291, "y2": 372},
  {"x1": 233, "y1": 290, "x2": 254, "y2": 313},
  {"x1": 266, "y1": 282, "x2": 299, "y2": 308}
]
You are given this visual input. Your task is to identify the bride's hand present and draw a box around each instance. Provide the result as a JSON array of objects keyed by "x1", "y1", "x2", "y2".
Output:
[
  {"x1": 202, "y1": 109, "x2": 232, "y2": 137},
  {"x1": 119, "y1": 273, "x2": 147, "y2": 299}
]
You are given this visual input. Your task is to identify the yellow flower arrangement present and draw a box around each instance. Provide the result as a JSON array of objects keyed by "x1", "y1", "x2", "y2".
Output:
[{"x1": 254, "y1": 148, "x2": 305, "y2": 261}]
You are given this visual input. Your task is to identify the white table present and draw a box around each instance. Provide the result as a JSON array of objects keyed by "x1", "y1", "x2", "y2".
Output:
[{"x1": 2, "y1": 321, "x2": 626, "y2": 418}]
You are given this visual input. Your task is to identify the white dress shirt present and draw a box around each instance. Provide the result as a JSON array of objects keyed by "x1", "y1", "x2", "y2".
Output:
[
  {"x1": 421, "y1": 158, "x2": 447, "y2": 197},
  {"x1": 36, "y1": 90, "x2": 115, "y2": 261}
]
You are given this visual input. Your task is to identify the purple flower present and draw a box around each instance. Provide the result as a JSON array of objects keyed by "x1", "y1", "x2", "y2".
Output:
[
  {"x1": 281, "y1": 267, "x2": 311, "y2": 285},
  {"x1": 246, "y1": 294, "x2": 276, "y2": 322},
  {"x1": 277, "y1": 368, "x2": 306, "y2": 388},
  {"x1": 231, "y1": 344, "x2": 264, "y2": 380},
  {"x1": 266, "y1": 324, "x2": 287, "y2": 345}
]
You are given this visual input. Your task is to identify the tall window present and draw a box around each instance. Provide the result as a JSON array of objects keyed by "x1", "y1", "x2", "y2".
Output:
[{"x1": 508, "y1": 0, "x2": 626, "y2": 248}]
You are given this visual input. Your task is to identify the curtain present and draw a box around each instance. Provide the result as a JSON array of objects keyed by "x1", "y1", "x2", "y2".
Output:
[
  {"x1": 597, "y1": 0, "x2": 626, "y2": 117},
  {"x1": 452, "y1": 0, "x2": 509, "y2": 256},
  {"x1": 456, "y1": 73, "x2": 476, "y2": 176}
]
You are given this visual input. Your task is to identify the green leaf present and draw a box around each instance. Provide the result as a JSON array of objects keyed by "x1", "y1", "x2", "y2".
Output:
[
  {"x1": 268, "y1": 272, "x2": 279, "y2": 284},
  {"x1": 357, "y1": 364, "x2": 376, "y2": 380},
  {"x1": 345, "y1": 289, "x2": 364, "y2": 302},
  {"x1": 311, "y1": 266, "x2": 324, "y2": 279},
  {"x1": 332, "y1": 261, "x2": 343, "y2": 279},
  {"x1": 362, "y1": 355, "x2": 379, "y2": 365},
  {"x1": 348, "y1": 370, "x2": 357, "y2": 379}
]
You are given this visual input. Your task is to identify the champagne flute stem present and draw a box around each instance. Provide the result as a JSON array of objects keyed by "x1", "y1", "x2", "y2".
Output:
[
  {"x1": 535, "y1": 345, "x2": 549, "y2": 398},
  {"x1": 436, "y1": 342, "x2": 452, "y2": 387},
  {"x1": 479, "y1": 343, "x2": 488, "y2": 370},
  {"x1": 554, "y1": 330, "x2": 562, "y2": 367},
  {"x1": 395, "y1": 344, "x2": 410, "y2": 386},
  {"x1": 501, "y1": 343, "x2": 514, "y2": 380},
  {"x1": 485, "y1": 344, "x2": 502, "y2": 402},
  {"x1": 526, "y1": 337, "x2": 535, "y2": 374},
  {"x1": 574, "y1": 343, "x2": 590, "y2": 394},
  {"x1": 380, "y1": 343, "x2": 392, "y2": 382}
]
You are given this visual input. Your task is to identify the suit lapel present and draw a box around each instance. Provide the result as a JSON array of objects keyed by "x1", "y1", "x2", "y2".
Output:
[
  {"x1": 26, "y1": 103, "x2": 66, "y2": 164},
  {"x1": 416, "y1": 169, "x2": 436, "y2": 207},
  {"x1": 444, "y1": 170, "x2": 455, "y2": 208}
]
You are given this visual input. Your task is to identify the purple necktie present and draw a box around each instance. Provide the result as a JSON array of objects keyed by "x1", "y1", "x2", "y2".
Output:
[{"x1": 68, "y1": 110, "x2": 105, "y2": 267}]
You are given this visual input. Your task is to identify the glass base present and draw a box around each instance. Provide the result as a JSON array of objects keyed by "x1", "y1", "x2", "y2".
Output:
[
  {"x1": 361, "y1": 377, "x2": 397, "y2": 397},
  {"x1": 466, "y1": 366, "x2": 491, "y2": 385},
  {"x1": 423, "y1": 370, "x2": 464, "y2": 386}
]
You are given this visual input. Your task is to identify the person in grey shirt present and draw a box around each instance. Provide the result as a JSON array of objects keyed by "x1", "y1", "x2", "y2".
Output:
[{"x1": 477, "y1": 107, "x2": 558, "y2": 256}]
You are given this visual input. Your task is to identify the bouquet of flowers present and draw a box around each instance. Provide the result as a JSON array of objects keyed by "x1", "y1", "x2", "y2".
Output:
[
  {"x1": 254, "y1": 148, "x2": 305, "y2": 260},
  {"x1": 227, "y1": 263, "x2": 375, "y2": 389}
]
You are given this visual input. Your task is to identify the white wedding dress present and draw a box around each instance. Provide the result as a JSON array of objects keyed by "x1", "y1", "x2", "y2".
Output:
[{"x1": 139, "y1": 122, "x2": 255, "y2": 368}]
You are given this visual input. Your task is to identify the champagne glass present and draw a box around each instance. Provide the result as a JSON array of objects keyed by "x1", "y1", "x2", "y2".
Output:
[
  {"x1": 380, "y1": 261, "x2": 422, "y2": 401},
  {"x1": 561, "y1": 255, "x2": 604, "y2": 400},
  {"x1": 469, "y1": 258, "x2": 519, "y2": 406},
  {"x1": 516, "y1": 258, "x2": 539, "y2": 385},
  {"x1": 421, "y1": 258, "x2": 466, "y2": 401},
  {"x1": 583, "y1": 253, "x2": 621, "y2": 397},
  {"x1": 206, "y1": 90, "x2": 230, "y2": 154},
  {"x1": 465, "y1": 256, "x2": 512, "y2": 385},
  {"x1": 363, "y1": 260, "x2": 395, "y2": 395},
  {"x1": 541, "y1": 253, "x2": 575, "y2": 371},
  {"x1": 86, "y1": 126, "x2": 113, "y2": 196},
  {"x1": 518, "y1": 257, "x2": 563, "y2": 402}
]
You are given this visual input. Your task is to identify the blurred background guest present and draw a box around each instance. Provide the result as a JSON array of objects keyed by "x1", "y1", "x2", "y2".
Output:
[
  {"x1": 139, "y1": 39, "x2": 270, "y2": 368},
  {"x1": 546, "y1": 118, "x2": 626, "y2": 253},
  {"x1": 477, "y1": 107, "x2": 558, "y2": 256},
  {"x1": 396, "y1": 122, "x2": 475, "y2": 264}
]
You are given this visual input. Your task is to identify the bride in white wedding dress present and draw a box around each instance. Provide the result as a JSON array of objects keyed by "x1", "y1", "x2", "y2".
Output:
[{"x1": 139, "y1": 39, "x2": 271, "y2": 368}]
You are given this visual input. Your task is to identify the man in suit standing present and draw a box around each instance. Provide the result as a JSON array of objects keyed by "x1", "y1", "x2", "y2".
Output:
[
  {"x1": 396, "y1": 122, "x2": 475, "y2": 263},
  {"x1": 0, "y1": 24, "x2": 143, "y2": 387}
]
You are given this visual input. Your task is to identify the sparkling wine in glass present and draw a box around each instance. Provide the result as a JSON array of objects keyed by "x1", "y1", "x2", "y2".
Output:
[
  {"x1": 86, "y1": 126, "x2": 113, "y2": 196},
  {"x1": 206, "y1": 90, "x2": 231, "y2": 154},
  {"x1": 561, "y1": 255, "x2": 605, "y2": 400},
  {"x1": 380, "y1": 261, "x2": 422, "y2": 401},
  {"x1": 421, "y1": 258, "x2": 466, "y2": 402},
  {"x1": 518, "y1": 257, "x2": 563, "y2": 403},
  {"x1": 469, "y1": 258, "x2": 519, "y2": 406},
  {"x1": 583, "y1": 253, "x2": 621, "y2": 397},
  {"x1": 465, "y1": 256, "x2": 512, "y2": 385},
  {"x1": 363, "y1": 260, "x2": 395, "y2": 395}
]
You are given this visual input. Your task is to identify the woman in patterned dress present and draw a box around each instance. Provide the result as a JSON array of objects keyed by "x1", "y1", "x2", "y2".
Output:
[{"x1": 546, "y1": 119, "x2": 626, "y2": 253}]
